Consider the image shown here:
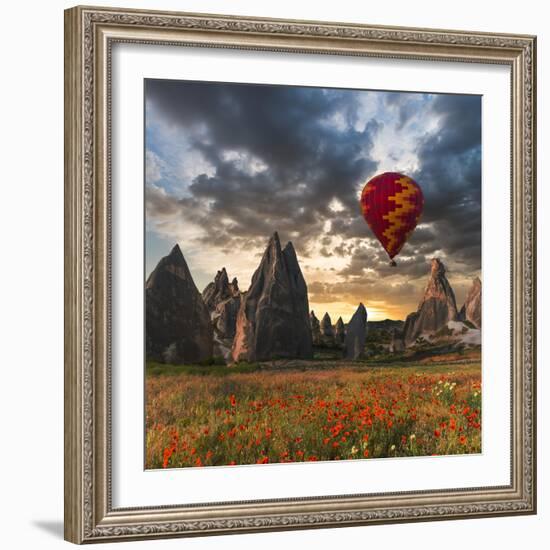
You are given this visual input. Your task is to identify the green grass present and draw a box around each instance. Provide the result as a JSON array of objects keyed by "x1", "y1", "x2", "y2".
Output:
[{"x1": 146, "y1": 360, "x2": 262, "y2": 377}]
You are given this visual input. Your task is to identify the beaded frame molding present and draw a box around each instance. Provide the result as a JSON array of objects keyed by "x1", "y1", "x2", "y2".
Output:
[{"x1": 64, "y1": 5, "x2": 536, "y2": 544}]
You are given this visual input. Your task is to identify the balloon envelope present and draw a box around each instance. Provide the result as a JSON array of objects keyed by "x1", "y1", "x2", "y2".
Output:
[{"x1": 360, "y1": 172, "x2": 424, "y2": 260}]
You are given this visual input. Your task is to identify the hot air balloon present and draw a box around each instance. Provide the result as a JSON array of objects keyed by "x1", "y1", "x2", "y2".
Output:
[{"x1": 360, "y1": 172, "x2": 424, "y2": 266}]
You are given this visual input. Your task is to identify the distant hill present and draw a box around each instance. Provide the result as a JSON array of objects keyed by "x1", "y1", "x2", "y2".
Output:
[{"x1": 367, "y1": 319, "x2": 404, "y2": 331}]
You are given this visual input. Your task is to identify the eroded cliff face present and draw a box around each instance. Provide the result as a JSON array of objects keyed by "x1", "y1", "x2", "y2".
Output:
[
  {"x1": 202, "y1": 268, "x2": 241, "y2": 360},
  {"x1": 231, "y1": 232, "x2": 313, "y2": 362},
  {"x1": 146, "y1": 244, "x2": 213, "y2": 364},
  {"x1": 459, "y1": 277, "x2": 482, "y2": 329},
  {"x1": 403, "y1": 258, "x2": 459, "y2": 345}
]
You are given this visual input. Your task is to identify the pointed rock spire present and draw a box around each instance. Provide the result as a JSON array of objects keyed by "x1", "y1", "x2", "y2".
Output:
[
  {"x1": 168, "y1": 242, "x2": 183, "y2": 258},
  {"x1": 231, "y1": 232, "x2": 313, "y2": 362},
  {"x1": 320, "y1": 312, "x2": 334, "y2": 338},
  {"x1": 310, "y1": 310, "x2": 322, "y2": 346},
  {"x1": 335, "y1": 317, "x2": 346, "y2": 345},
  {"x1": 423, "y1": 259, "x2": 459, "y2": 316},
  {"x1": 319, "y1": 312, "x2": 334, "y2": 346},
  {"x1": 146, "y1": 244, "x2": 213, "y2": 364},
  {"x1": 146, "y1": 243, "x2": 192, "y2": 287},
  {"x1": 202, "y1": 267, "x2": 232, "y2": 311},
  {"x1": 403, "y1": 258, "x2": 459, "y2": 346},
  {"x1": 201, "y1": 267, "x2": 242, "y2": 360},
  {"x1": 229, "y1": 277, "x2": 239, "y2": 295},
  {"x1": 459, "y1": 277, "x2": 481, "y2": 328},
  {"x1": 344, "y1": 304, "x2": 367, "y2": 359}
]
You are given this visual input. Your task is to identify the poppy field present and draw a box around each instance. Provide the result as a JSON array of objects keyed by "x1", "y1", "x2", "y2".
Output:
[{"x1": 145, "y1": 361, "x2": 481, "y2": 469}]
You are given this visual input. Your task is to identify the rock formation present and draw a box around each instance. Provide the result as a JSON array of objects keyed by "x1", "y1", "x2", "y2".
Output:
[
  {"x1": 403, "y1": 258, "x2": 459, "y2": 346},
  {"x1": 231, "y1": 232, "x2": 313, "y2": 362},
  {"x1": 335, "y1": 317, "x2": 346, "y2": 346},
  {"x1": 145, "y1": 244, "x2": 213, "y2": 364},
  {"x1": 459, "y1": 277, "x2": 482, "y2": 329},
  {"x1": 202, "y1": 268, "x2": 235, "y2": 310},
  {"x1": 202, "y1": 268, "x2": 241, "y2": 359},
  {"x1": 444, "y1": 320, "x2": 481, "y2": 347},
  {"x1": 310, "y1": 310, "x2": 322, "y2": 345},
  {"x1": 213, "y1": 295, "x2": 241, "y2": 340},
  {"x1": 320, "y1": 312, "x2": 334, "y2": 345},
  {"x1": 344, "y1": 303, "x2": 367, "y2": 359}
]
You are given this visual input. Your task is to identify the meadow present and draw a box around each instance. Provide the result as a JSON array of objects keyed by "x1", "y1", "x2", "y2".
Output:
[{"x1": 145, "y1": 360, "x2": 481, "y2": 469}]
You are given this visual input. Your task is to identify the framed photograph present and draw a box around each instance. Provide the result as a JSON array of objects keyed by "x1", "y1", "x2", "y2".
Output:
[{"x1": 64, "y1": 5, "x2": 537, "y2": 543}]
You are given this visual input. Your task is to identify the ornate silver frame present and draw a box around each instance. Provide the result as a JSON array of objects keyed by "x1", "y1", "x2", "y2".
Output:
[{"x1": 64, "y1": 5, "x2": 537, "y2": 544}]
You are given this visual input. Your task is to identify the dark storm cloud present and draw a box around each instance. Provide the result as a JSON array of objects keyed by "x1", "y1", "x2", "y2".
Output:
[
  {"x1": 146, "y1": 79, "x2": 378, "y2": 257},
  {"x1": 411, "y1": 94, "x2": 482, "y2": 269},
  {"x1": 146, "y1": 80, "x2": 481, "y2": 289}
]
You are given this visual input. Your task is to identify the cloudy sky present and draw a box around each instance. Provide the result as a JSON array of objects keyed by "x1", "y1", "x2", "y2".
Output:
[{"x1": 145, "y1": 79, "x2": 481, "y2": 321}]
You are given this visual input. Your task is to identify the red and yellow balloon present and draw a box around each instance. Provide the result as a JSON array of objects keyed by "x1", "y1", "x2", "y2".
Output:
[{"x1": 360, "y1": 172, "x2": 424, "y2": 265}]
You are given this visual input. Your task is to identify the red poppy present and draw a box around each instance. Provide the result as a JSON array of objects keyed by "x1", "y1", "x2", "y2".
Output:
[{"x1": 162, "y1": 447, "x2": 174, "y2": 468}]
